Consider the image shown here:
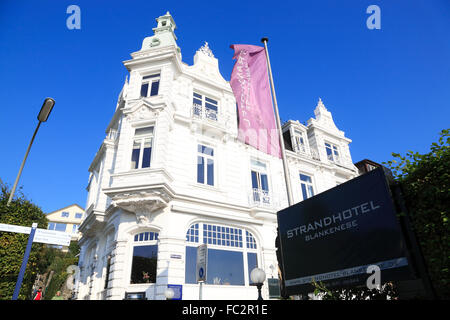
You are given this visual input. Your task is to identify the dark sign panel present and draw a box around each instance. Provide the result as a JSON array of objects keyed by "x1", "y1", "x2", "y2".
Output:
[
  {"x1": 268, "y1": 278, "x2": 281, "y2": 299},
  {"x1": 277, "y1": 168, "x2": 413, "y2": 295}
]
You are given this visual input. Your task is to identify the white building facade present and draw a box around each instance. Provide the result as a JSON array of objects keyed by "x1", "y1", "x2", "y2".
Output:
[{"x1": 76, "y1": 12, "x2": 358, "y2": 300}]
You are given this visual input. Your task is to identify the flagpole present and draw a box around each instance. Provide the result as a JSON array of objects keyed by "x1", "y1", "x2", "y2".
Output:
[{"x1": 261, "y1": 37, "x2": 294, "y2": 206}]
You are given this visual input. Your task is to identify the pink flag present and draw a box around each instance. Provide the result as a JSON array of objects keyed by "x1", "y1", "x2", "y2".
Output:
[{"x1": 230, "y1": 44, "x2": 281, "y2": 158}]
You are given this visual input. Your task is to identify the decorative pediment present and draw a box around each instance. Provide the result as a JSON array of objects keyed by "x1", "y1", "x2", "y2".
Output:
[
  {"x1": 185, "y1": 42, "x2": 228, "y2": 86},
  {"x1": 123, "y1": 99, "x2": 164, "y2": 121},
  {"x1": 307, "y1": 98, "x2": 344, "y2": 136},
  {"x1": 314, "y1": 98, "x2": 338, "y2": 129}
]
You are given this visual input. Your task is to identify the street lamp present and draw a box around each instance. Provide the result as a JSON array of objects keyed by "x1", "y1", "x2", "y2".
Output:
[
  {"x1": 250, "y1": 268, "x2": 266, "y2": 300},
  {"x1": 164, "y1": 287, "x2": 175, "y2": 300},
  {"x1": 7, "y1": 98, "x2": 55, "y2": 206}
]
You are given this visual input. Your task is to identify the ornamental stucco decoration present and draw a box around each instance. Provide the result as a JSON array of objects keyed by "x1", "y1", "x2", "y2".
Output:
[
  {"x1": 111, "y1": 190, "x2": 170, "y2": 225},
  {"x1": 198, "y1": 41, "x2": 214, "y2": 58},
  {"x1": 150, "y1": 38, "x2": 161, "y2": 47}
]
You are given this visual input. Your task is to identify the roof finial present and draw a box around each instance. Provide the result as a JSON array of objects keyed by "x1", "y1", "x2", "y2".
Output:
[
  {"x1": 317, "y1": 97, "x2": 326, "y2": 109},
  {"x1": 198, "y1": 41, "x2": 214, "y2": 58}
]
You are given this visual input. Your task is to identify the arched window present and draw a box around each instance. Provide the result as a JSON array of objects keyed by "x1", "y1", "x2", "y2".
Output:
[
  {"x1": 130, "y1": 231, "x2": 159, "y2": 284},
  {"x1": 185, "y1": 223, "x2": 258, "y2": 286}
]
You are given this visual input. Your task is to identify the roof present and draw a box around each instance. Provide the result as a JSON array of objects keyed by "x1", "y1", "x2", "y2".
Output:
[{"x1": 46, "y1": 204, "x2": 84, "y2": 215}]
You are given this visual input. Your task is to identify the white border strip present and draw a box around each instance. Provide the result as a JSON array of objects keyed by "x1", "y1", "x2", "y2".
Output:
[{"x1": 285, "y1": 257, "x2": 408, "y2": 287}]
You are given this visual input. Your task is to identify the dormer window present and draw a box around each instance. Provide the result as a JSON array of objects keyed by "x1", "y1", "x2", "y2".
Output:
[
  {"x1": 192, "y1": 92, "x2": 218, "y2": 121},
  {"x1": 293, "y1": 130, "x2": 306, "y2": 153},
  {"x1": 140, "y1": 74, "x2": 160, "y2": 98}
]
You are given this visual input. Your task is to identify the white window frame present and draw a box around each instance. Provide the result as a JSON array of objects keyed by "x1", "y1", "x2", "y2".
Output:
[
  {"x1": 130, "y1": 126, "x2": 154, "y2": 170},
  {"x1": 192, "y1": 92, "x2": 219, "y2": 121},
  {"x1": 185, "y1": 223, "x2": 259, "y2": 286},
  {"x1": 129, "y1": 231, "x2": 159, "y2": 285},
  {"x1": 293, "y1": 130, "x2": 307, "y2": 153},
  {"x1": 197, "y1": 144, "x2": 215, "y2": 187},
  {"x1": 325, "y1": 142, "x2": 340, "y2": 163},
  {"x1": 250, "y1": 159, "x2": 270, "y2": 205},
  {"x1": 299, "y1": 172, "x2": 315, "y2": 200},
  {"x1": 140, "y1": 73, "x2": 160, "y2": 98}
]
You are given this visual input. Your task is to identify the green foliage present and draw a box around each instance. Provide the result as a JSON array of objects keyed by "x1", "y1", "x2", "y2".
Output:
[
  {"x1": 311, "y1": 279, "x2": 398, "y2": 300},
  {"x1": 43, "y1": 249, "x2": 78, "y2": 300},
  {"x1": 383, "y1": 129, "x2": 450, "y2": 299},
  {"x1": 0, "y1": 182, "x2": 50, "y2": 300}
]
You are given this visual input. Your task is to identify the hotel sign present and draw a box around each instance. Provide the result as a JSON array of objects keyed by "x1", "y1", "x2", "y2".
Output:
[{"x1": 277, "y1": 167, "x2": 413, "y2": 295}]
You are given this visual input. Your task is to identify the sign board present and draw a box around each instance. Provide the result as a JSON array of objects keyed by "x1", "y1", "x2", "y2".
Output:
[
  {"x1": 0, "y1": 223, "x2": 72, "y2": 246},
  {"x1": 167, "y1": 284, "x2": 183, "y2": 300},
  {"x1": 268, "y1": 278, "x2": 281, "y2": 299},
  {"x1": 34, "y1": 229, "x2": 72, "y2": 246},
  {"x1": 196, "y1": 244, "x2": 208, "y2": 283},
  {"x1": 277, "y1": 167, "x2": 413, "y2": 295}
]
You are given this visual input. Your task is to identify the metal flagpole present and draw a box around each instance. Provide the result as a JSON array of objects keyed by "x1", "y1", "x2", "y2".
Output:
[{"x1": 261, "y1": 37, "x2": 294, "y2": 206}]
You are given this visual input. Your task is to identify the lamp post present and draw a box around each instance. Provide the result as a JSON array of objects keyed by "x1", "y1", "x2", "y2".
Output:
[
  {"x1": 7, "y1": 98, "x2": 55, "y2": 206},
  {"x1": 250, "y1": 268, "x2": 266, "y2": 300},
  {"x1": 164, "y1": 287, "x2": 174, "y2": 300}
]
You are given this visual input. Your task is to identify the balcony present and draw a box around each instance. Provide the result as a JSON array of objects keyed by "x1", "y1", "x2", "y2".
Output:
[
  {"x1": 192, "y1": 103, "x2": 218, "y2": 122},
  {"x1": 103, "y1": 168, "x2": 175, "y2": 225},
  {"x1": 249, "y1": 188, "x2": 271, "y2": 208},
  {"x1": 293, "y1": 144, "x2": 321, "y2": 161}
]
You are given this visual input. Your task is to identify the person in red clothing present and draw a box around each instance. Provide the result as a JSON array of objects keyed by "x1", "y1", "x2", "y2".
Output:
[{"x1": 33, "y1": 287, "x2": 43, "y2": 300}]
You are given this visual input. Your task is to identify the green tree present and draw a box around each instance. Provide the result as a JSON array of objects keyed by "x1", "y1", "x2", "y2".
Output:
[
  {"x1": 384, "y1": 129, "x2": 450, "y2": 299},
  {"x1": 0, "y1": 182, "x2": 50, "y2": 300}
]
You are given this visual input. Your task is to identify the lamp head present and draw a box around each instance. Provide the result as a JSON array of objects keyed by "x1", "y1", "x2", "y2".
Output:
[
  {"x1": 250, "y1": 268, "x2": 266, "y2": 284},
  {"x1": 37, "y1": 98, "x2": 55, "y2": 122},
  {"x1": 164, "y1": 288, "x2": 175, "y2": 299}
]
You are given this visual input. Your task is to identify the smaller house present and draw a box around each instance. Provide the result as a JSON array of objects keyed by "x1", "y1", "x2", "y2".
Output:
[
  {"x1": 354, "y1": 159, "x2": 382, "y2": 175},
  {"x1": 46, "y1": 204, "x2": 85, "y2": 248}
]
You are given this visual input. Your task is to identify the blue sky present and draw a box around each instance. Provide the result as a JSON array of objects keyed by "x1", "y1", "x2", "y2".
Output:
[{"x1": 0, "y1": 0, "x2": 449, "y2": 214}]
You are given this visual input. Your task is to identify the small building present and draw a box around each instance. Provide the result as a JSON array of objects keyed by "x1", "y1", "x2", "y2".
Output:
[
  {"x1": 354, "y1": 159, "x2": 382, "y2": 175},
  {"x1": 46, "y1": 204, "x2": 85, "y2": 246}
]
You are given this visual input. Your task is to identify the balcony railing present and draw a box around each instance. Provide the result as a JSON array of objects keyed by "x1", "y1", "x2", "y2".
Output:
[
  {"x1": 250, "y1": 188, "x2": 271, "y2": 207},
  {"x1": 192, "y1": 103, "x2": 218, "y2": 122},
  {"x1": 293, "y1": 144, "x2": 321, "y2": 161}
]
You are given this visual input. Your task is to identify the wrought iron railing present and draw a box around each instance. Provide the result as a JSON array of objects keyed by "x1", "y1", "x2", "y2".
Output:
[
  {"x1": 192, "y1": 103, "x2": 218, "y2": 122},
  {"x1": 293, "y1": 144, "x2": 321, "y2": 161},
  {"x1": 251, "y1": 188, "x2": 271, "y2": 207}
]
